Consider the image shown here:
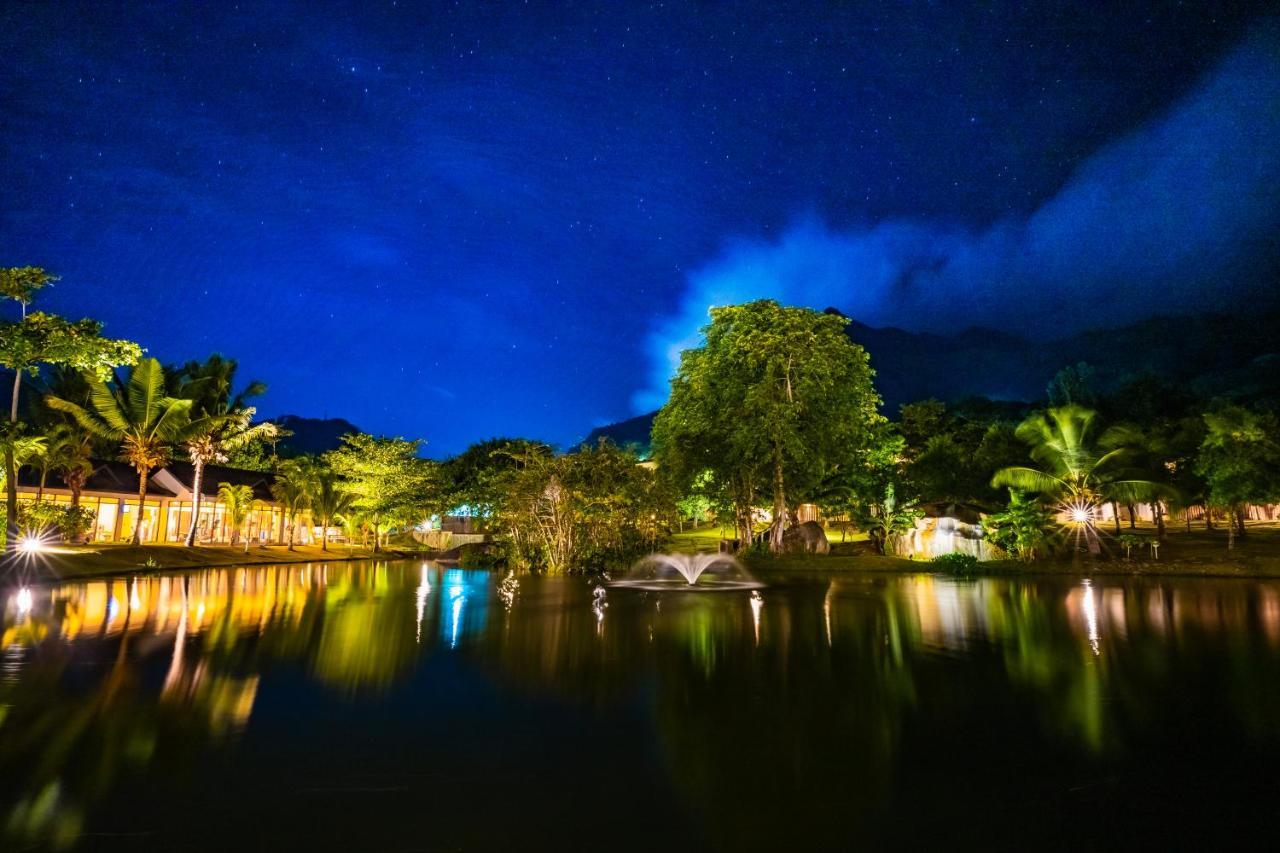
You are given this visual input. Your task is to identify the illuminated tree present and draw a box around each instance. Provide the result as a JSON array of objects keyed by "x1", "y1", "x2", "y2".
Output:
[
  {"x1": 0, "y1": 268, "x2": 140, "y2": 549},
  {"x1": 1195, "y1": 406, "x2": 1280, "y2": 541},
  {"x1": 442, "y1": 437, "x2": 549, "y2": 529},
  {"x1": 270, "y1": 459, "x2": 311, "y2": 550},
  {"x1": 492, "y1": 440, "x2": 672, "y2": 573},
  {"x1": 325, "y1": 433, "x2": 441, "y2": 551},
  {"x1": 985, "y1": 489, "x2": 1056, "y2": 561},
  {"x1": 652, "y1": 301, "x2": 880, "y2": 552},
  {"x1": 305, "y1": 465, "x2": 355, "y2": 551},
  {"x1": 217, "y1": 482, "x2": 255, "y2": 550},
  {"x1": 992, "y1": 405, "x2": 1168, "y2": 552},
  {"x1": 171, "y1": 354, "x2": 276, "y2": 546},
  {"x1": 46, "y1": 359, "x2": 198, "y2": 544}
]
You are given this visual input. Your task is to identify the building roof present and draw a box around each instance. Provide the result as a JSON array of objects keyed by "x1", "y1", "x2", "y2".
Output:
[
  {"x1": 17, "y1": 459, "x2": 179, "y2": 499},
  {"x1": 18, "y1": 459, "x2": 277, "y2": 502},
  {"x1": 162, "y1": 460, "x2": 277, "y2": 501}
]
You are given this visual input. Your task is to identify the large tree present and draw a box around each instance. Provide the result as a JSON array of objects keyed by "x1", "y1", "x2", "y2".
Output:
[
  {"x1": 652, "y1": 300, "x2": 880, "y2": 552},
  {"x1": 442, "y1": 437, "x2": 550, "y2": 529},
  {"x1": 324, "y1": 434, "x2": 440, "y2": 551},
  {"x1": 46, "y1": 359, "x2": 199, "y2": 544},
  {"x1": 1195, "y1": 406, "x2": 1280, "y2": 540},
  {"x1": 171, "y1": 354, "x2": 275, "y2": 546},
  {"x1": 0, "y1": 267, "x2": 140, "y2": 549}
]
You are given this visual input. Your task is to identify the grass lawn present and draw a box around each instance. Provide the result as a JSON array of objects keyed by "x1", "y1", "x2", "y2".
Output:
[
  {"x1": 5, "y1": 542, "x2": 405, "y2": 582},
  {"x1": 678, "y1": 520, "x2": 1280, "y2": 579},
  {"x1": 667, "y1": 523, "x2": 867, "y2": 554}
]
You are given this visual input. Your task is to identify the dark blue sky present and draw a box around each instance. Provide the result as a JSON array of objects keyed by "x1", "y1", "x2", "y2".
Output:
[{"x1": 3, "y1": 2, "x2": 1278, "y2": 455}]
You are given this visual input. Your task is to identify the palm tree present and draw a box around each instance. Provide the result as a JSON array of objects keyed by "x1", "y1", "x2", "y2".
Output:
[
  {"x1": 217, "y1": 482, "x2": 254, "y2": 552},
  {"x1": 307, "y1": 467, "x2": 354, "y2": 551},
  {"x1": 992, "y1": 405, "x2": 1169, "y2": 549},
  {"x1": 34, "y1": 423, "x2": 83, "y2": 502},
  {"x1": 271, "y1": 460, "x2": 311, "y2": 551},
  {"x1": 171, "y1": 355, "x2": 273, "y2": 547},
  {"x1": 46, "y1": 358, "x2": 197, "y2": 545}
]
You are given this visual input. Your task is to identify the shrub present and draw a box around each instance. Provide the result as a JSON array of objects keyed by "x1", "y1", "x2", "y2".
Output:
[
  {"x1": 17, "y1": 503, "x2": 97, "y2": 543},
  {"x1": 1117, "y1": 533, "x2": 1146, "y2": 560},
  {"x1": 932, "y1": 552, "x2": 980, "y2": 576},
  {"x1": 457, "y1": 542, "x2": 501, "y2": 570}
]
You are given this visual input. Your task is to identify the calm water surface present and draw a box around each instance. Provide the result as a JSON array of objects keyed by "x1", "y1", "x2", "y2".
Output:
[{"x1": 2, "y1": 561, "x2": 1280, "y2": 851}]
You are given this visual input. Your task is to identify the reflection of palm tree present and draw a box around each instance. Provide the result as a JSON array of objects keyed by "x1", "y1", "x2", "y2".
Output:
[{"x1": 47, "y1": 359, "x2": 199, "y2": 544}]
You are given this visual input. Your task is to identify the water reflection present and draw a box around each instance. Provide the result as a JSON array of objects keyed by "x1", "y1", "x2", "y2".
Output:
[{"x1": 3, "y1": 564, "x2": 1280, "y2": 849}]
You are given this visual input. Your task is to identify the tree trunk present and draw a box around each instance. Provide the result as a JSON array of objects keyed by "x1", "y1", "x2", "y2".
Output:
[
  {"x1": 132, "y1": 467, "x2": 150, "y2": 546},
  {"x1": 1126, "y1": 503, "x2": 1137, "y2": 529},
  {"x1": 184, "y1": 457, "x2": 205, "y2": 547},
  {"x1": 372, "y1": 515, "x2": 381, "y2": 553},
  {"x1": 1152, "y1": 502, "x2": 1165, "y2": 539},
  {"x1": 287, "y1": 514, "x2": 295, "y2": 551},
  {"x1": 1112, "y1": 502, "x2": 1121, "y2": 534},
  {"x1": 9, "y1": 370, "x2": 21, "y2": 422},
  {"x1": 768, "y1": 444, "x2": 786, "y2": 553},
  {"x1": 4, "y1": 446, "x2": 18, "y2": 552},
  {"x1": 1204, "y1": 505, "x2": 1214, "y2": 530},
  {"x1": 69, "y1": 481, "x2": 85, "y2": 544},
  {"x1": 5, "y1": 368, "x2": 22, "y2": 552},
  {"x1": 37, "y1": 468, "x2": 46, "y2": 502},
  {"x1": 321, "y1": 519, "x2": 328, "y2": 552},
  {"x1": 1236, "y1": 507, "x2": 1246, "y2": 538}
]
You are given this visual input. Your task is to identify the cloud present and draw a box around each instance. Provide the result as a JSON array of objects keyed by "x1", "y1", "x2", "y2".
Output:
[{"x1": 636, "y1": 27, "x2": 1280, "y2": 412}]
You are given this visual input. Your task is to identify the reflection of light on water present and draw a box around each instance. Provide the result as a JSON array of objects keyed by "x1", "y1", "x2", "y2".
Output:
[
  {"x1": 1082, "y1": 580, "x2": 1100, "y2": 655},
  {"x1": 823, "y1": 586, "x2": 832, "y2": 647},
  {"x1": 750, "y1": 591, "x2": 763, "y2": 645},
  {"x1": 15, "y1": 587, "x2": 33, "y2": 614},
  {"x1": 448, "y1": 583, "x2": 464, "y2": 649},
  {"x1": 592, "y1": 586, "x2": 607, "y2": 635},
  {"x1": 415, "y1": 564, "x2": 432, "y2": 644},
  {"x1": 130, "y1": 581, "x2": 142, "y2": 611},
  {"x1": 106, "y1": 595, "x2": 119, "y2": 627},
  {"x1": 498, "y1": 573, "x2": 519, "y2": 610}
]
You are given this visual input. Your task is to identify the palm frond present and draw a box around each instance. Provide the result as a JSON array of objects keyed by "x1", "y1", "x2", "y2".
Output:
[
  {"x1": 991, "y1": 466, "x2": 1066, "y2": 495},
  {"x1": 127, "y1": 358, "x2": 166, "y2": 424},
  {"x1": 150, "y1": 397, "x2": 193, "y2": 439},
  {"x1": 46, "y1": 394, "x2": 116, "y2": 438}
]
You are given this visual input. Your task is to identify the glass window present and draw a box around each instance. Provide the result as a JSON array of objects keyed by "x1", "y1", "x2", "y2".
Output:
[{"x1": 94, "y1": 500, "x2": 118, "y2": 542}]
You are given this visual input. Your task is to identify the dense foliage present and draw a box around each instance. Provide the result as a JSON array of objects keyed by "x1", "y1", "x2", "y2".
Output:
[
  {"x1": 492, "y1": 440, "x2": 672, "y2": 573},
  {"x1": 653, "y1": 300, "x2": 881, "y2": 551}
]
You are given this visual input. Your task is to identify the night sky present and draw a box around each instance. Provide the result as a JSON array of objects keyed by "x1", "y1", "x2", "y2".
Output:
[{"x1": 3, "y1": 2, "x2": 1278, "y2": 455}]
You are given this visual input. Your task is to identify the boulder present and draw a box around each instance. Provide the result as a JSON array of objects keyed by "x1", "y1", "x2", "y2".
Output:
[{"x1": 781, "y1": 521, "x2": 830, "y2": 555}]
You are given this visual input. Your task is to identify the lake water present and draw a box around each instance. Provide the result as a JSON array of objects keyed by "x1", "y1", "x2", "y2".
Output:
[{"x1": 2, "y1": 560, "x2": 1279, "y2": 851}]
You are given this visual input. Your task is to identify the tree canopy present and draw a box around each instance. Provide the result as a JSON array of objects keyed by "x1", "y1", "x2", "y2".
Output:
[{"x1": 652, "y1": 300, "x2": 881, "y2": 551}]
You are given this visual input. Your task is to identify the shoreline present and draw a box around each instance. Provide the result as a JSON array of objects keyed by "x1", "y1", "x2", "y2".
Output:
[
  {"x1": 2, "y1": 543, "x2": 428, "y2": 586},
  {"x1": 745, "y1": 552, "x2": 1280, "y2": 580}
]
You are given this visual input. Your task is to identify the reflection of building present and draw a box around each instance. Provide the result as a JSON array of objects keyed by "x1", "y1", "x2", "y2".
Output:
[{"x1": 16, "y1": 459, "x2": 315, "y2": 545}]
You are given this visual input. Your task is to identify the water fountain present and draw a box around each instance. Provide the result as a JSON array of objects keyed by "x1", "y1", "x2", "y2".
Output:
[{"x1": 609, "y1": 553, "x2": 764, "y2": 591}]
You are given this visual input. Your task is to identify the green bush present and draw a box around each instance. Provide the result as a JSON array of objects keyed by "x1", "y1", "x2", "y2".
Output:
[
  {"x1": 457, "y1": 542, "x2": 501, "y2": 570},
  {"x1": 932, "y1": 552, "x2": 980, "y2": 576},
  {"x1": 17, "y1": 502, "x2": 96, "y2": 543}
]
